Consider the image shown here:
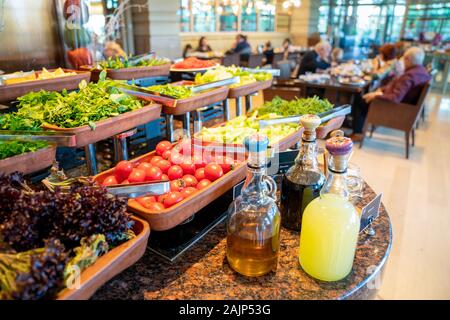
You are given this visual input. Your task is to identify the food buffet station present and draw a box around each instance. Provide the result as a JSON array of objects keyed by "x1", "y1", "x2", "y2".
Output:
[{"x1": 0, "y1": 51, "x2": 392, "y2": 301}]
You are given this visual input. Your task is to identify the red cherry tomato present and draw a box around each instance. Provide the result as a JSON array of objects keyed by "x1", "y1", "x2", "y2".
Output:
[
  {"x1": 136, "y1": 196, "x2": 156, "y2": 208},
  {"x1": 215, "y1": 155, "x2": 235, "y2": 174},
  {"x1": 168, "y1": 165, "x2": 183, "y2": 180},
  {"x1": 203, "y1": 151, "x2": 214, "y2": 164},
  {"x1": 180, "y1": 159, "x2": 196, "y2": 175},
  {"x1": 195, "y1": 167, "x2": 206, "y2": 181},
  {"x1": 162, "y1": 149, "x2": 172, "y2": 160},
  {"x1": 137, "y1": 162, "x2": 152, "y2": 172},
  {"x1": 163, "y1": 191, "x2": 184, "y2": 208},
  {"x1": 177, "y1": 138, "x2": 192, "y2": 155},
  {"x1": 181, "y1": 187, "x2": 197, "y2": 199},
  {"x1": 197, "y1": 179, "x2": 212, "y2": 190},
  {"x1": 156, "y1": 159, "x2": 171, "y2": 174},
  {"x1": 102, "y1": 175, "x2": 118, "y2": 186},
  {"x1": 182, "y1": 174, "x2": 198, "y2": 187},
  {"x1": 192, "y1": 154, "x2": 207, "y2": 168},
  {"x1": 128, "y1": 168, "x2": 146, "y2": 183},
  {"x1": 121, "y1": 179, "x2": 130, "y2": 185},
  {"x1": 145, "y1": 166, "x2": 163, "y2": 181},
  {"x1": 169, "y1": 150, "x2": 183, "y2": 165},
  {"x1": 161, "y1": 174, "x2": 169, "y2": 181},
  {"x1": 170, "y1": 179, "x2": 185, "y2": 192},
  {"x1": 114, "y1": 160, "x2": 133, "y2": 182},
  {"x1": 145, "y1": 202, "x2": 165, "y2": 211},
  {"x1": 150, "y1": 156, "x2": 163, "y2": 166},
  {"x1": 156, "y1": 140, "x2": 172, "y2": 156},
  {"x1": 157, "y1": 193, "x2": 169, "y2": 203},
  {"x1": 204, "y1": 163, "x2": 223, "y2": 181}
]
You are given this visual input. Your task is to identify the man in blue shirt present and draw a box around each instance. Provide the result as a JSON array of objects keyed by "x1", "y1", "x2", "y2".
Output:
[{"x1": 230, "y1": 34, "x2": 252, "y2": 62}]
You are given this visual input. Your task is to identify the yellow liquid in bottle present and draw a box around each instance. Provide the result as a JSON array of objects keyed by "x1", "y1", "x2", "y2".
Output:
[{"x1": 299, "y1": 194, "x2": 360, "y2": 281}]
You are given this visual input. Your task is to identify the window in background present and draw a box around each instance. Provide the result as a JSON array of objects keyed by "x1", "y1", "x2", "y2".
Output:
[
  {"x1": 406, "y1": 0, "x2": 450, "y2": 41},
  {"x1": 241, "y1": 1, "x2": 257, "y2": 32},
  {"x1": 218, "y1": 0, "x2": 238, "y2": 31},
  {"x1": 193, "y1": 0, "x2": 216, "y2": 32},
  {"x1": 258, "y1": 0, "x2": 276, "y2": 32},
  {"x1": 179, "y1": 0, "x2": 190, "y2": 32}
]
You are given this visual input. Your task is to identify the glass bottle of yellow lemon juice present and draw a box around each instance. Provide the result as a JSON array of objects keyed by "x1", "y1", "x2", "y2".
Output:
[{"x1": 299, "y1": 134, "x2": 360, "y2": 282}]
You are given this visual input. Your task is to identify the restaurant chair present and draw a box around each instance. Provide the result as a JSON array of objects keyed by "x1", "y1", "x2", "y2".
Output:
[
  {"x1": 275, "y1": 61, "x2": 293, "y2": 80},
  {"x1": 222, "y1": 53, "x2": 240, "y2": 67},
  {"x1": 272, "y1": 52, "x2": 285, "y2": 68},
  {"x1": 247, "y1": 54, "x2": 264, "y2": 68},
  {"x1": 359, "y1": 81, "x2": 431, "y2": 159}
]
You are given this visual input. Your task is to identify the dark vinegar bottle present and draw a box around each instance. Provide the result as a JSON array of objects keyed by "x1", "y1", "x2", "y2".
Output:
[{"x1": 280, "y1": 115, "x2": 325, "y2": 231}]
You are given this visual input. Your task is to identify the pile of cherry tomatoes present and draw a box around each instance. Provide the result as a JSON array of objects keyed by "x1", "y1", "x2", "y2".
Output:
[
  {"x1": 101, "y1": 139, "x2": 238, "y2": 211},
  {"x1": 172, "y1": 57, "x2": 216, "y2": 69}
]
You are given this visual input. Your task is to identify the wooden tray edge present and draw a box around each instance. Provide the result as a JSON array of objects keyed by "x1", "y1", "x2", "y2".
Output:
[
  {"x1": 0, "y1": 145, "x2": 56, "y2": 175},
  {"x1": 56, "y1": 216, "x2": 150, "y2": 300}
]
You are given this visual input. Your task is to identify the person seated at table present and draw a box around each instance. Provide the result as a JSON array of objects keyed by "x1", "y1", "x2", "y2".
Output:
[
  {"x1": 298, "y1": 41, "x2": 332, "y2": 76},
  {"x1": 350, "y1": 47, "x2": 431, "y2": 141},
  {"x1": 263, "y1": 41, "x2": 274, "y2": 65},
  {"x1": 195, "y1": 37, "x2": 212, "y2": 53},
  {"x1": 372, "y1": 43, "x2": 399, "y2": 85},
  {"x1": 228, "y1": 34, "x2": 252, "y2": 62},
  {"x1": 182, "y1": 44, "x2": 193, "y2": 59},
  {"x1": 282, "y1": 38, "x2": 293, "y2": 59},
  {"x1": 331, "y1": 47, "x2": 344, "y2": 66}
]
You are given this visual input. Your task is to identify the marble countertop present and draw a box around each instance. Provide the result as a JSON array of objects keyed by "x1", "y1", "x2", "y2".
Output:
[{"x1": 92, "y1": 182, "x2": 392, "y2": 300}]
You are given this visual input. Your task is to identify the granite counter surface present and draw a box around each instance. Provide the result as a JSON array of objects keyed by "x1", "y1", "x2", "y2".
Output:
[{"x1": 92, "y1": 183, "x2": 392, "y2": 300}]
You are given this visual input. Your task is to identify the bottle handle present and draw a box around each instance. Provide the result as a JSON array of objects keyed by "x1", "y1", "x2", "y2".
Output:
[{"x1": 263, "y1": 175, "x2": 277, "y2": 200}]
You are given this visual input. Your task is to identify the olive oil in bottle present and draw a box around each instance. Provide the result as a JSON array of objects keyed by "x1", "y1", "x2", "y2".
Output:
[{"x1": 226, "y1": 134, "x2": 281, "y2": 277}]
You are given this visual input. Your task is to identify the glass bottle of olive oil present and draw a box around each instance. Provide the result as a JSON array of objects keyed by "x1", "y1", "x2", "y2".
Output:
[{"x1": 226, "y1": 134, "x2": 280, "y2": 277}]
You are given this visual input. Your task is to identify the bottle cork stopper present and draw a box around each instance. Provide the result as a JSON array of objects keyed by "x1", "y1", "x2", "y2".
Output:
[
  {"x1": 300, "y1": 114, "x2": 321, "y2": 142},
  {"x1": 300, "y1": 114, "x2": 321, "y2": 131},
  {"x1": 325, "y1": 136, "x2": 353, "y2": 156}
]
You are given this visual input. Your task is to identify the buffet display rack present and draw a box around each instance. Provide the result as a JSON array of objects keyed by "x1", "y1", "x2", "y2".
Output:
[
  {"x1": 94, "y1": 143, "x2": 247, "y2": 231},
  {"x1": 42, "y1": 103, "x2": 161, "y2": 148},
  {"x1": 0, "y1": 69, "x2": 91, "y2": 102},
  {"x1": 41, "y1": 102, "x2": 162, "y2": 176},
  {"x1": 0, "y1": 145, "x2": 57, "y2": 175},
  {"x1": 79, "y1": 63, "x2": 171, "y2": 82},
  {"x1": 227, "y1": 79, "x2": 273, "y2": 99},
  {"x1": 56, "y1": 216, "x2": 150, "y2": 300}
]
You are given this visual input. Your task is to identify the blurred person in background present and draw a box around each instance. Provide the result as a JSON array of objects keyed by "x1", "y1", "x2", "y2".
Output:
[
  {"x1": 103, "y1": 41, "x2": 127, "y2": 59},
  {"x1": 182, "y1": 44, "x2": 193, "y2": 59},
  {"x1": 196, "y1": 36, "x2": 212, "y2": 53},
  {"x1": 263, "y1": 41, "x2": 274, "y2": 65},
  {"x1": 298, "y1": 41, "x2": 332, "y2": 75},
  {"x1": 350, "y1": 47, "x2": 431, "y2": 141},
  {"x1": 282, "y1": 38, "x2": 293, "y2": 59},
  {"x1": 372, "y1": 43, "x2": 399, "y2": 85},
  {"x1": 228, "y1": 34, "x2": 252, "y2": 63},
  {"x1": 331, "y1": 47, "x2": 344, "y2": 66}
]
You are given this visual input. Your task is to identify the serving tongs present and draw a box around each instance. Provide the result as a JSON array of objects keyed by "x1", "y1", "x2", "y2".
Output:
[
  {"x1": 190, "y1": 76, "x2": 239, "y2": 93},
  {"x1": 42, "y1": 164, "x2": 170, "y2": 198},
  {"x1": 0, "y1": 130, "x2": 77, "y2": 147},
  {"x1": 242, "y1": 67, "x2": 281, "y2": 77},
  {"x1": 114, "y1": 77, "x2": 239, "y2": 106},
  {"x1": 0, "y1": 70, "x2": 36, "y2": 85},
  {"x1": 106, "y1": 180, "x2": 170, "y2": 198},
  {"x1": 258, "y1": 104, "x2": 352, "y2": 128},
  {"x1": 113, "y1": 83, "x2": 178, "y2": 107},
  {"x1": 126, "y1": 51, "x2": 156, "y2": 66}
]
